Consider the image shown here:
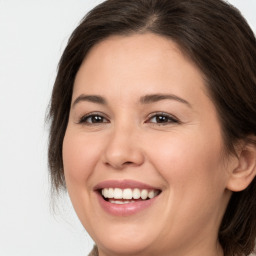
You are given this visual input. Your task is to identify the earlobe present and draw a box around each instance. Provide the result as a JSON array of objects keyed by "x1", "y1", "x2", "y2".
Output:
[{"x1": 226, "y1": 140, "x2": 256, "y2": 192}]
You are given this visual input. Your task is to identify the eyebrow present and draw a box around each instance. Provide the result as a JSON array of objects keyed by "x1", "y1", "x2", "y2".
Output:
[
  {"x1": 72, "y1": 93, "x2": 191, "y2": 108},
  {"x1": 140, "y1": 93, "x2": 191, "y2": 107},
  {"x1": 72, "y1": 94, "x2": 106, "y2": 108}
]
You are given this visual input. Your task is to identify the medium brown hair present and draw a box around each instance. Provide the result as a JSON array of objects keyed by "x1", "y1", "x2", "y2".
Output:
[{"x1": 48, "y1": 0, "x2": 256, "y2": 255}]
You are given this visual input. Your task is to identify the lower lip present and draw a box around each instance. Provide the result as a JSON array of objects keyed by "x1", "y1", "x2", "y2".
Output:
[{"x1": 96, "y1": 192, "x2": 159, "y2": 216}]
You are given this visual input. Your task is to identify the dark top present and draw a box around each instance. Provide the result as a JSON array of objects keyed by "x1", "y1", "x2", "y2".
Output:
[{"x1": 88, "y1": 245, "x2": 98, "y2": 256}]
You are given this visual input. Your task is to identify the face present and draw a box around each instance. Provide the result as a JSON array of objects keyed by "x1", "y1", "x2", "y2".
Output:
[{"x1": 63, "y1": 33, "x2": 233, "y2": 256}]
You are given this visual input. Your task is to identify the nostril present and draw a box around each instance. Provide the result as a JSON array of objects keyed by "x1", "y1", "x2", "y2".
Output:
[
  {"x1": 124, "y1": 161, "x2": 133, "y2": 165},
  {"x1": 104, "y1": 161, "x2": 137, "y2": 170}
]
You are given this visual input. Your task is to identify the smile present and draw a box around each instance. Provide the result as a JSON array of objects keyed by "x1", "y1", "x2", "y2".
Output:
[
  {"x1": 94, "y1": 180, "x2": 162, "y2": 216},
  {"x1": 101, "y1": 188, "x2": 160, "y2": 204}
]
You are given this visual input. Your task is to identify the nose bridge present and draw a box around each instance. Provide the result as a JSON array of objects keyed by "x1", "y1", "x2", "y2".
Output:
[{"x1": 103, "y1": 118, "x2": 144, "y2": 169}]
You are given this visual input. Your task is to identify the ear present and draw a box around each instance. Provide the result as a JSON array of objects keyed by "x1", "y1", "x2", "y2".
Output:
[{"x1": 226, "y1": 138, "x2": 256, "y2": 192}]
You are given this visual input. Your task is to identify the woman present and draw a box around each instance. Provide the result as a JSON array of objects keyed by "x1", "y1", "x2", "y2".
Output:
[{"x1": 48, "y1": 0, "x2": 256, "y2": 255}]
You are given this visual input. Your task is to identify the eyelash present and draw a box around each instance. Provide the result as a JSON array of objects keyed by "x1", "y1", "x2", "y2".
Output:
[
  {"x1": 146, "y1": 112, "x2": 179, "y2": 125},
  {"x1": 78, "y1": 112, "x2": 180, "y2": 126},
  {"x1": 78, "y1": 112, "x2": 109, "y2": 125}
]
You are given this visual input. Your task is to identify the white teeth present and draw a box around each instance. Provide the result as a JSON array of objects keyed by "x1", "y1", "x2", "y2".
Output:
[
  {"x1": 109, "y1": 200, "x2": 136, "y2": 204},
  {"x1": 108, "y1": 188, "x2": 114, "y2": 198},
  {"x1": 113, "y1": 188, "x2": 123, "y2": 199},
  {"x1": 148, "y1": 190, "x2": 155, "y2": 199},
  {"x1": 133, "y1": 188, "x2": 140, "y2": 199},
  {"x1": 123, "y1": 188, "x2": 133, "y2": 199},
  {"x1": 101, "y1": 188, "x2": 160, "y2": 200},
  {"x1": 141, "y1": 189, "x2": 148, "y2": 200},
  {"x1": 102, "y1": 188, "x2": 109, "y2": 198}
]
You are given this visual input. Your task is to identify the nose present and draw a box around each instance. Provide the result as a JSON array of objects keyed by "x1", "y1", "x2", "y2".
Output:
[{"x1": 102, "y1": 125, "x2": 145, "y2": 170}]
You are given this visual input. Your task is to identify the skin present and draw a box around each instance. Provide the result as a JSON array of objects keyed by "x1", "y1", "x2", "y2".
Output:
[{"x1": 62, "y1": 33, "x2": 238, "y2": 256}]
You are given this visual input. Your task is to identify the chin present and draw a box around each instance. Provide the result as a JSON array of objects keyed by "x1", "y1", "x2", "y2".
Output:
[
  {"x1": 95, "y1": 235, "x2": 156, "y2": 256},
  {"x1": 86, "y1": 221, "x2": 159, "y2": 255}
]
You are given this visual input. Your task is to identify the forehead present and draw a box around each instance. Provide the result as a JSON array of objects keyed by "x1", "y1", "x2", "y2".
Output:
[
  {"x1": 73, "y1": 33, "x2": 208, "y2": 107},
  {"x1": 84, "y1": 33, "x2": 184, "y2": 65}
]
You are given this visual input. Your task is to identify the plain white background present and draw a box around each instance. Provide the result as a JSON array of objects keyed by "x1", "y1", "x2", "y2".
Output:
[{"x1": 0, "y1": 1, "x2": 255, "y2": 255}]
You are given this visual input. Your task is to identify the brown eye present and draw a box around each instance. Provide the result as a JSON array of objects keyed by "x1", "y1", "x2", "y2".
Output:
[
  {"x1": 147, "y1": 113, "x2": 179, "y2": 125},
  {"x1": 79, "y1": 113, "x2": 109, "y2": 124}
]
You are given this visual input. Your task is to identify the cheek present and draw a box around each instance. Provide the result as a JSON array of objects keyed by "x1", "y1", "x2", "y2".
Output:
[
  {"x1": 62, "y1": 130, "x2": 100, "y2": 187},
  {"x1": 146, "y1": 130, "x2": 229, "y2": 235},
  {"x1": 147, "y1": 129, "x2": 227, "y2": 195}
]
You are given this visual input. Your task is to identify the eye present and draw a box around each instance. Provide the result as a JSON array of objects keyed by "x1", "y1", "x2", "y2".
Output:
[
  {"x1": 78, "y1": 112, "x2": 109, "y2": 125},
  {"x1": 146, "y1": 112, "x2": 179, "y2": 125}
]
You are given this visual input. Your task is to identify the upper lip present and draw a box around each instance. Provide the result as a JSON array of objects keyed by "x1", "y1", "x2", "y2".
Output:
[{"x1": 93, "y1": 179, "x2": 161, "y2": 191}]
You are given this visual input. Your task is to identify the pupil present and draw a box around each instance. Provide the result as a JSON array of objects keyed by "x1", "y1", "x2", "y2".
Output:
[
  {"x1": 157, "y1": 116, "x2": 167, "y2": 123},
  {"x1": 92, "y1": 116, "x2": 102, "y2": 123}
]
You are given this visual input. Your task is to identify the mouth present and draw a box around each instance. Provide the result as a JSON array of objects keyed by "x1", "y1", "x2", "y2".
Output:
[
  {"x1": 94, "y1": 179, "x2": 162, "y2": 215},
  {"x1": 100, "y1": 188, "x2": 161, "y2": 204}
]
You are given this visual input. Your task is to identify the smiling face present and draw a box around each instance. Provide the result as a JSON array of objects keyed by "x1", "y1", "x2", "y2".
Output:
[{"x1": 63, "y1": 33, "x2": 234, "y2": 256}]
